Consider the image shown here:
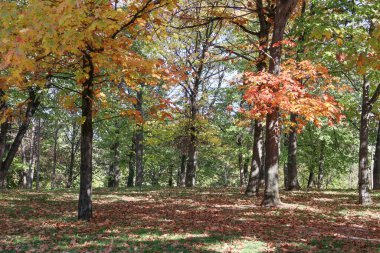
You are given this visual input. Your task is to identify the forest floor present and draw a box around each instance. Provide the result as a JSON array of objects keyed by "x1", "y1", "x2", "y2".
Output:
[{"x1": 0, "y1": 188, "x2": 379, "y2": 253}]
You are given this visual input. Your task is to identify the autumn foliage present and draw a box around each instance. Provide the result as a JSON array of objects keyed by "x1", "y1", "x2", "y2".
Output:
[{"x1": 242, "y1": 59, "x2": 344, "y2": 128}]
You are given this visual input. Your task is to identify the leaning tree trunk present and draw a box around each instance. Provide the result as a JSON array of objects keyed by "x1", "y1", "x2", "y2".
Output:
[
  {"x1": 261, "y1": 0, "x2": 299, "y2": 207},
  {"x1": 0, "y1": 89, "x2": 40, "y2": 188},
  {"x1": 78, "y1": 55, "x2": 94, "y2": 221},
  {"x1": 358, "y1": 79, "x2": 372, "y2": 205},
  {"x1": 0, "y1": 119, "x2": 8, "y2": 170},
  {"x1": 246, "y1": 121, "x2": 263, "y2": 196},
  {"x1": 373, "y1": 119, "x2": 380, "y2": 190},
  {"x1": 135, "y1": 90, "x2": 144, "y2": 187},
  {"x1": 307, "y1": 168, "x2": 314, "y2": 189},
  {"x1": 286, "y1": 113, "x2": 300, "y2": 190}
]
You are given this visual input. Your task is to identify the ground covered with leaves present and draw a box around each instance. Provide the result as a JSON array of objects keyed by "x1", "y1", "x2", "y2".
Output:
[{"x1": 0, "y1": 188, "x2": 379, "y2": 252}]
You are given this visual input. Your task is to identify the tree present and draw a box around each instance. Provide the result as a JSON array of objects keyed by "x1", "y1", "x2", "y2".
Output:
[
  {"x1": 165, "y1": 0, "x2": 227, "y2": 187},
  {"x1": 303, "y1": 0, "x2": 380, "y2": 204},
  {"x1": 244, "y1": 63, "x2": 343, "y2": 205},
  {"x1": 1, "y1": 0, "x2": 177, "y2": 220},
  {"x1": 0, "y1": 89, "x2": 41, "y2": 188},
  {"x1": 373, "y1": 119, "x2": 380, "y2": 189}
]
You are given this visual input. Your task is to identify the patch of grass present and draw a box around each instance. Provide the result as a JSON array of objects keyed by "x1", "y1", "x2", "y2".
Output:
[{"x1": 310, "y1": 237, "x2": 346, "y2": 252}]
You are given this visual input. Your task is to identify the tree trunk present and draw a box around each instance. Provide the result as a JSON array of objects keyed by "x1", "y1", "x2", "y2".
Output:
[
  {"x1": 168, "y1": 165, "x2": 173, "y2": 187},
  {"x1": 0, "y1": 120, "x2": 9, "y2": 167},
  {"x1": 373, "y1": 119, "x2": 380, "y2": 190},
  {"x1": 261, "y1": 0, "x2": 299, "y2": 207},
  {"x1": 244, "y1": 0, "x2": 270, "y2": 196},
  {"x1": 283, "y1": 163, "x2": 288, "y2": 190},
  {"x1": 0, "y1": 90, "x2": 40, "y2": 188},
  {"x1": 108, "y1": 140, "x2": 120, "y2": 188},
  {"x1": 243, "y1": 159, "x2": 249, "y2": 184},
  {"x1": 185, "y1": 89, "x2": 198, "y2": 187},
  {"x1": 135, "y1": 90, "x2": 144, "y2": 187},
  {"x1": 178, "y1": 154, "x2": 186, "y2": 187},
  {"x1": 66, "y1": 120, "x2": 79, "y2": 188},
  {"x1": 127, "y1": 139, "x2": 135, "y2": 187},
  {"x1": 237, "y1": 133, "x2": 244, "y2": 187},
  {"x1": 27, "y1": 123, "x2": 36, "y2": 189},
  {"x1": 317, "y1": 140, "x2": 325, "y2": 189},
  {"x1": 245, "y1": 121, "x2": 263, "y2": 196},
  {"x1": 358, "y1": 79, "x2": 372, "y2": 205},
  {"x1": 307, "y1": 169, "x2": 314, "y2": 189},
  {"x1": 51, "y1": 125, "x2": 59, "y2": 189},
  {"x1": 185, "y1": 59, "x2": 201, "y2": 187},
  {"x1": 78, "y1": 55, "x2": 94, "y2": 221},
  {"x1": 286, "y1": 114, "x2": 300, "y2": 190},
  {"x1": 185, "y1": 139, "x2": 197, "y2": 187},
  {"x1": 262, "y1": 109, "x2": 282, "y2": 206},
  {"x1": 35, "y1": 119, "x2": 41, "y2": 191},
  {"x1": 19, "y1": 140, "x2": 28, "y2": 189}
]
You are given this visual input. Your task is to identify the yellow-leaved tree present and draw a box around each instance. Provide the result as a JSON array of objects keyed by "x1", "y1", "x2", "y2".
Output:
[{"x1": 0, "y1": 0, "x2": 178, "y2": 220}]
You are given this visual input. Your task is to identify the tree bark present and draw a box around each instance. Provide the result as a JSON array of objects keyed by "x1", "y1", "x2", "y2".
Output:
[
  {"x1": 237, "y1": 133, "x2": 244, "y2": 187},
  {"x1": 261, "y1": 0, "x2": 299, "y2": 207},
  {"x1": 34, "y1": 119, "x2": 41, "y2": 191},
  {"x1": 286, "y1": 113, "x2": 300, "y2": 190},
  {"x1": 178, "y1": 154, "x2": 186, "y2": 187},
  {"x1": 127, "y1": 139, "x2": 135, "y2": 187},
  {"x1": 307, "y1": 169, "x2": 314, "y2": 189},
  {"x1": 135, "y1": 90, "x2": 144, "y2": 187},
  {"x1": 27, "y1": 123, "x2": 36, "y2": 189},
  {"x1": 185, "y1": 88, "x2": 198, "y2": 187},
  {"x1": 251, "y1": 0, "x2": 271, "y2": 195},
  {"x1": 0, "y1": 89, "x2": 40, "y2": 188},
  {"x1": 66, "y1": 120, "x2": 79, "y2": 188},
  {"x1": 51, "y1": 125, "x2": 59, "y2": 190},
  {"x1": 317, "y1": 140, "x2": 325, "y2": 189},
  {"x1": 373, "y1": 119, "x2": 380, "y2": 190},
  {"x1": 262, "y1": 109, "x2": 282, "y2": 206},
  {"x1": 108, "y1": 140, "x2": 120, "y2": 188},
  {"x1": 0, "y1": 120, "x2": 9, "y2": 166},
  {"x1": 168, "y1": 165, "x2": 173, "y2": 187},
  {"x1": 245, "y1": 121, "x2": 263, "y2": 196},
  {"x1": 78, "y1": 55, "x2": 94, "y2": 221},
  {"x1": 358, "y1": 79, "x2": 372, "y2": 204},
  {"x1": 19, "y1": 140, "x2": 28, "y2": 189},
  {"x1": 185, "y1": 138, "x2": 197, "y2": 187},
  {"x1": 184, "y1": 25, "x2": 208, "y2": 187}
]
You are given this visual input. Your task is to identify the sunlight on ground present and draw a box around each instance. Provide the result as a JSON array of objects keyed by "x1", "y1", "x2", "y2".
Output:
[{"x1": 0, "y1": 188, "x2": 379, "y2": 252}]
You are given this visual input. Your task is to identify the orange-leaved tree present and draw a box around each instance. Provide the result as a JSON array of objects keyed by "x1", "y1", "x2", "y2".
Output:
[{"x1": 242, "y1": 59, "x2": 343, "y2": 206}]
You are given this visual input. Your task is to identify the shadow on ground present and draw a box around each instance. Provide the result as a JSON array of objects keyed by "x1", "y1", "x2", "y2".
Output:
[{"x1": 0, "y1": 188, "x2": 379, "y2": 252}]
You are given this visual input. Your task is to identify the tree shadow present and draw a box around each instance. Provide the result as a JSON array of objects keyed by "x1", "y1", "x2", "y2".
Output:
[{"x1": 0, "y1": 188, "x2": 379, "y2": 252}]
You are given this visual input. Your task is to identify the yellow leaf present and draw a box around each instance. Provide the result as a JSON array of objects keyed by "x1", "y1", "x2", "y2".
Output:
[{"x1": 336, "y1": 38, "x2": 343, "y2": 46}]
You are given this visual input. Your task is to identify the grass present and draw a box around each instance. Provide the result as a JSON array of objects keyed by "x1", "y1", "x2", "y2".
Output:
[{"x1": 0, "y1": 187, "x2": 379, "y2": 252}]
